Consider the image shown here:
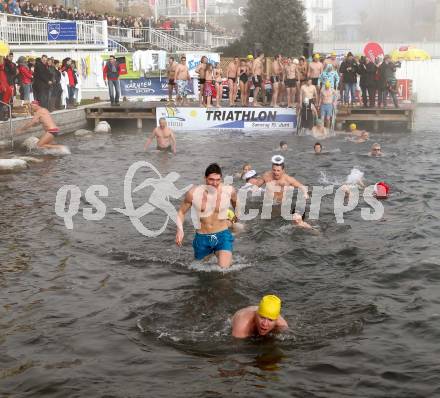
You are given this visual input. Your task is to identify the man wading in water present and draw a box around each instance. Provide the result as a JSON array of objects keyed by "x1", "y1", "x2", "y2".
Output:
[
  {"x1": 175, "y1": 163, "x2": 237, "y2": 268},
  {"x1": 144, "y1": 118, "x2": 176, "y2": 154}
]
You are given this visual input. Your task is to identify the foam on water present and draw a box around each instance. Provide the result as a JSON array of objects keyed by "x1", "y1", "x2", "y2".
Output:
[{"x1": 184, "y1": 254, "x2": 253, "y2": 273}]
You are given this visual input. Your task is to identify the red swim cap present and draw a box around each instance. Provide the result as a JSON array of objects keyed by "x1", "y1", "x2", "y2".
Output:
[{"x1": 374, "y1": 181, "x2": 390, "y2": 199}]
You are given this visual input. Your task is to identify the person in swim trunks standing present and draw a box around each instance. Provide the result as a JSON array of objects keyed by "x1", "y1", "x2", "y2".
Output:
[
  {"x1": 226, "y1": 56, "x2": 239, "y2": 106},
  {"x1": 285, "y1": 57, "x2": 300, "y2": 108},
  {"x1": 174, "y1": 56, "x2": 191, "y2": 106},
  {"x1": 144, "y1": 117, "x2": 176, "y2": 154},
  {"x1": 252, "y1": 51, "x2": 264, "y2": 107},
  {"x1": 175, "y1": 163, "x2": 238, "y2": 268},
  {"x1": 17, "y1": 101, "x2": 64, "y2": 149},
  {"x1": 308, "y1": 54, "x2": 324, "y2": 97},
  {"x1": 167, "y1": 56, "x2": 178, "y2": 102},
  {"x1": 195, "y1": 55, "x2": 207, "y2": 106},
  {"x1": 270, "y1": 54, "x2": 283, "y2": 107}
]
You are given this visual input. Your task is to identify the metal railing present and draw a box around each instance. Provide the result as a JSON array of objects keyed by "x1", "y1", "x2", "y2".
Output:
[
  {"x1": 0, "y1": 12, "x2": 107, "y2": 46},
  {"x1": 108, "y1": 38, "x2": 128, "y2": 53}
]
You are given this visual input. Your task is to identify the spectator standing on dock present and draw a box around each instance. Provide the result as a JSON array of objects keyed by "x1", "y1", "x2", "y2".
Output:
[
  {"x1": 61, "y1": 58, "x2": 77, "y2": 108},
  {"x1": 103, "y1": 55, "x2": 122, "y2": 106},
  {"x1": 4, "y1": 53, "x2": 17, "y2": 109},
  {"x1": 366, "y1": 58, "x2": 378, "y2": 107},
  {"x1": 340, "y1": 52, "x2": 358, "y2": 107},
  {"x1": 17, "y1": 56, "x2": 33, "y2": 105},
  {"x1": 0, "y1": 56, "x2": 13, "y2": 121},
  {"x1": 357, "y1": 56, "x2": 369, "y2": 108},
  {"x1": 33, "y1": 55, "x2": 52, "y2": 109},
  {"x1": 379, "y1": 55, "x2": 399, "y2": 108}
]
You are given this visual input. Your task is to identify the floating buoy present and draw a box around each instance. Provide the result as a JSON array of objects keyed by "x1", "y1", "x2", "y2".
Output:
[{"x1": 94, "y1": 121, "x2": 111, "y2": 133}]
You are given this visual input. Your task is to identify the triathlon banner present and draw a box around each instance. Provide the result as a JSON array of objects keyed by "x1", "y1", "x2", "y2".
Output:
[{"x1": 156, "y1": 107, "x2": 297, "y2": 131}]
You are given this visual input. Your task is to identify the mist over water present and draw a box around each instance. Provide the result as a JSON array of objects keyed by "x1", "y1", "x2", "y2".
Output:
[{"x1": 1, "y1": 107, "x2": 440, "y2": 397}]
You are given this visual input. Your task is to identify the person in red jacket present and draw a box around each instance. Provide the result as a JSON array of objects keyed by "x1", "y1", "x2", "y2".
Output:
[
  {"x1": 103, "y1": 55, "x2": 122, "y2": 106},
  {"x1": 17, "y1": 56, "x2": 33, "y2": 103},
  {"x1": 61, "y1": 57, "x2": 77, "y2": 107},
  {"x1": 0, "y1": 56, "x2": 13, "y2": 121}
]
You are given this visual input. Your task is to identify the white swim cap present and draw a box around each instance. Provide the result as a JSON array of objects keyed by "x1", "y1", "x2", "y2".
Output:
[
  {"x1": 271, "y1": 155, "x2": 285, "y2": 165},
  {"x1": 243, "y1": 170, "x2": 257, "y2": 180}
]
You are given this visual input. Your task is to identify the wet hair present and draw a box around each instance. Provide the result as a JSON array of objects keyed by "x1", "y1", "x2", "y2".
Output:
[
  {"x1": 280, "y1": 141, "x2": 287, "y2": 147},
  {"x1": 169, "y1": 56, "x2": 174, "y2": 61},
  {"x1": 272, "y1": 163, "x2": 285, "y2": 169},
  {"x1": 314, "y1": 142, "x2": 322, "y2": 148},
  {"x1": 205, "y1": 163, "x2": 222, "y2": 177},
  {"x1": 159, "y1": 117, "x2": 166, "y2": 123}
]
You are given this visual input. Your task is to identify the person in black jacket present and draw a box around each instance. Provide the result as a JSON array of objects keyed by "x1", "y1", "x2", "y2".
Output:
[
  {"x1": 4, "y1": 52, "x2": 17, "y2": 108},
  {"x1": 357, "y1": 56, "x2": 369, "y2": 107},
  {"x1": 379, "y1": 55, "x2": 399, "y2": 108},
  {"x1": 339, "y1": 52, "x2": 358, "y2": 107},
  {"x1": 48, "y1": 58, "x2": 62, "y2": 111},
  {"x1": 32, "y1": 55, "x2": 52, "y2": 109},
  {"x1": 365, "y1": 58, "x2": 378, "y2": 107}
]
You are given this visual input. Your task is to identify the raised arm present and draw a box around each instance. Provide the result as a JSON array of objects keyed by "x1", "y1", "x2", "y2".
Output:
[
  {"x1": 175, "y1": 189, "x2": 193, "y2": 246},
  {"x1": 288, "y1": 175, "x2": 309, "y2": 200}
]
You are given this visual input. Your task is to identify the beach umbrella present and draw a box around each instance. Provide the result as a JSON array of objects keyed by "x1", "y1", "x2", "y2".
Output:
[
  {"x1": 0, "y1": 41, "x2": 10, "y2": 57},
  {"x1": 390, "y1": 47, "x2": 431, "y2": 61}
]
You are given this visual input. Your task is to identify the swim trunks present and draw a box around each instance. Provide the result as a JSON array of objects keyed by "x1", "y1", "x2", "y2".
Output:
[
  {"x1": 311, "y1": 78, "x2": 319, "y2": 86},
  {"x1": 199, "y1": 78, "x2": 206, "y2": 85},
  {"x1": 157, "y1": 145, "x2": 172, "y2": 152},
  {"x1": 192, "y1": 229, "x2": 234, "y2": 260},
  {"x1": 48, "y1": 128, "x2": 60, "y2": 137},
  {"x1": 176, "y1": 80, "x2": 188, "y2": 97},
  {"x1": 320, "y1": 103, "x2": 333, "y2": 119},
  {"x1": 204, "y1": 82, "x2": 215, "y2": 97},
  {"x1": 270, "y1": 76, "x2": 281, "y2": 84},
  {"x1": 228, "y1": 77, "x2": 237, "y2": 84},
  {"x1": 285, "y1": 78, "x2": 297, "y2": 88},
  {"x1": 168, "y1": 79, "x2": 176, "y2": 86},
  {"x1": 252, "y1": 75, "x2": 262, "y2": 87}
]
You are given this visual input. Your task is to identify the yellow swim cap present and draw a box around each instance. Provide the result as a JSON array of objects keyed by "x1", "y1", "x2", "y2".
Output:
[
  {"x1": 350, "y1": 123, "x2": 357, "y2": 130},
  {"x1": 331, "y1": 52, "x2": 336, "y2": 56},
  {"x1": 227, "y1": 208, "x2": 235, "y2": 221},
  {"x1": 258, "y1": 295, "x2": 281, "y2": 320},
  {"x1": 314, "y1": 53, "x2": 320, "y2": 59},
  {"x1": 247, "y1": 54, "x2": 254, "y2": 60}
]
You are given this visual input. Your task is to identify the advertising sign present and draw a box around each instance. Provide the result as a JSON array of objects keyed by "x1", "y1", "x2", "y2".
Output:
[
  {"x1": 186, "y1": 52, "x2": 220, "y2": 78},
  {"x1": 396, "y1": 79, "x2": 412, "y2": 101},
  {"x1": 47, "y1": 22, "x2": 77, "y2": 41},
  {"x1": 364, "y1": 42, "x2": 384, "y2": 62},
  {"x1": 156, "y1": 107, "x2": 297, "y2": 131},
  {"x1": 120, "y1": 77, "x2": 196, "y2": 97}
]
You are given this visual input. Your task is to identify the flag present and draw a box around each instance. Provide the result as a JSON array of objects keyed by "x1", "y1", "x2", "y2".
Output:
[{"x1": 186, "y1": 0, "x2": 199, "y2": 12}]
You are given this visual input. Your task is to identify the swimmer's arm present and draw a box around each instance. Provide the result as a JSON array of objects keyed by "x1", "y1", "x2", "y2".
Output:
[
  {"x1": 254, "y1": 174, "x2": 268, "y2": 187},
  {"x1": 144, "y1": 130, "x2": 156, "y2": 151},
  {"x1": 288, "y1": 176, "x2": 309, "y2": 199},
  {"x1": 18, "y1": 114, "x2": 39, "y2": 133},
  {"x1": 230, "y1": 188, "x2": 238, "y2": 219},
  {"x1": 175, "y1": 190, "x2": 193, "y2": 246}
]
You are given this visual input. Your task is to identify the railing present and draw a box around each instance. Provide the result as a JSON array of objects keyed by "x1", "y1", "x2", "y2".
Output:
[
  {"x1": 108, "y1": 38, "x2": 128, "y2": 53},
  {"x1": 108, "y1": 26, "x2": 207, "y2": 51},
  {"x1": 0, "y1": 12, "x2": 107, "y2": 46},
  {"x1": 211, "y1": 35, "x2": 236, "y2": 48}
]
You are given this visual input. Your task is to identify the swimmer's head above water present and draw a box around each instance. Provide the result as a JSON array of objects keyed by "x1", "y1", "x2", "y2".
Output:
[
  {"x1": 314, "y1": 142, "x2": 322, "y2": 153},
  {"x1": 158, "y1": 117, "x2": 167, "y2": 128},
  {"x1": 205, "y1": 163, "x2": 222, "y2": 188},
  {"x1": 271, "y1": 155, "x2": 285, "y2": 179},
  {"x1": 279, "y1": 141, "x2": 288, "y2": 150}
]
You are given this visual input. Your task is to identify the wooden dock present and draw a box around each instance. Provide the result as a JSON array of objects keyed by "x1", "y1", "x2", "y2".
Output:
[
  {"x1": 335, "y1": 104, "x2": 415, "y2": 130},
  {"x1": 85, "y1": 101, "x2": 416, "y2": 131}
]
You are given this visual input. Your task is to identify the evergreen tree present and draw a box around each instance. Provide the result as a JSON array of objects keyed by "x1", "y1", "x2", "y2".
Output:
[{"x1": 221, "y1": 0, "x2": 309, "y2": 56}]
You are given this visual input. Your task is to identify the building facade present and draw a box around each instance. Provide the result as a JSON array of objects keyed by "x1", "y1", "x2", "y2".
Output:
[{"x1": 300, "y1": 0, "x2": 333, "y2": 42}]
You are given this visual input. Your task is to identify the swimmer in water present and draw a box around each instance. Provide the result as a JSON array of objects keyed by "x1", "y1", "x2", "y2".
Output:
[
  {"x1": 232, "y1": 295, "x2": 288, "y2": 338},
  {"x1": 257, "y1": 155, "x2": 309, "y2": 202},
  {"x1": 349, "y1": 123, "x2": 368, "y2": 137},
  {"x1": 17, "y1": 101, "x2": 65, "y2": 149},
  {"x1": 279, "y1": 141, "x2": 288, "y2": 151},
  {"x1": 144, "y1": 118, "x2": 176, "y2": 154},
  {"x1": 369, "y1": 143, "x2": 382, "y2": 156},
  {"x1": 292, "y1": 213, "x2": 312, "y2": 228},
  {"x1": 175, "y1": 163, "x2": 238, "y2": 268},
  {"x1": 238, "y1": 163, "x2": 252, "y2": 180},
  {"x1": 355, "y1": 131, "x2": 369, "y2": 143},
  {"x1": 240, "y1": 169, "x2": 264, "y2": 193},
  {"x1": 314, "y1": 142, "x2": 322, "y2": 154},
  {"x1": 311, "y1": 118, "x2": 328, "y2": 138}
]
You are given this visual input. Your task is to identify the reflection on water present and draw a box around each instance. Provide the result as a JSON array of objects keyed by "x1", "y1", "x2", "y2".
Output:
[{"x1": 1, "y1": 108, "x2": 440, "y2": 397}]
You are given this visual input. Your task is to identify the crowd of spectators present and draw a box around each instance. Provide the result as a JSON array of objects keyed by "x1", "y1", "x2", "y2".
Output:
[
  {"x1": 0, "y1": 52, "x2": 80, "y2": 120},
  {"x1": 0, "y1": 1, "x2": 231, "y2": 35}
]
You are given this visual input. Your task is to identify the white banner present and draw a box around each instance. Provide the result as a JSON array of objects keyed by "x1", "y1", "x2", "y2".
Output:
[{"x1": 156, "y1": 107, "x2": 297, "y2": 131}]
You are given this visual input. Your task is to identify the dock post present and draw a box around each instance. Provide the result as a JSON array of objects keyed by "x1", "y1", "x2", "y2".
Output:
[
  {"x1": 95, "y1": 118, "x2": 100, "y2": 128},
  {"x1": 137, "y1": 118, "x2": 143, "y2": 129}
]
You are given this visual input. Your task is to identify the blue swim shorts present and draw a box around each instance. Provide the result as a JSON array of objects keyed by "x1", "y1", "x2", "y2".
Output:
[
  {"x1": 320, "y1": 103, "x2": 333, "y2": 119},
  {"x1": 192, "y1": 229, "x2": 234, "y2": 260}
]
